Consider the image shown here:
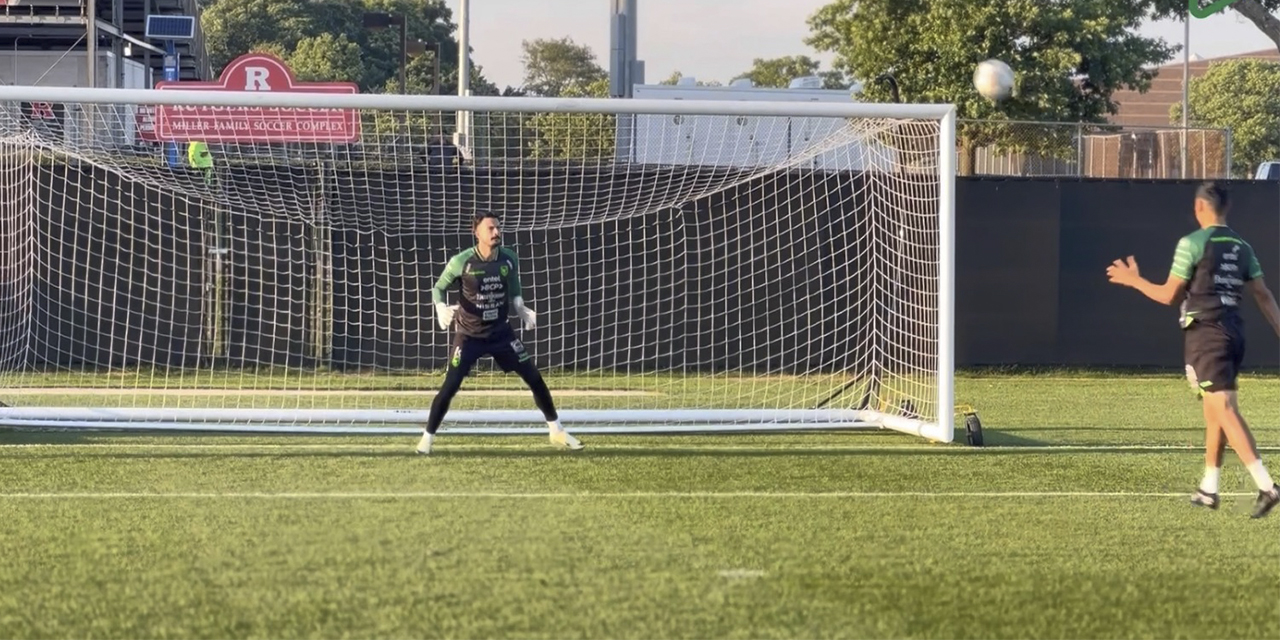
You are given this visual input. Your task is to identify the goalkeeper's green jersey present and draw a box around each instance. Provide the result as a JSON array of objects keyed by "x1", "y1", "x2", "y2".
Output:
[
  {"x1": 1170, "y1": 225, "x2": 1263, "y2": 328},
  {"x1": 432, "y1": 246, "x2": 523, "y2": 338}
]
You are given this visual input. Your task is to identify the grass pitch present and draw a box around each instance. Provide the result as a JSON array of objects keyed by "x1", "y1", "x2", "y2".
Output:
[{"x1": 0, "y1": 371, "x2": 1277, "y2": 639}]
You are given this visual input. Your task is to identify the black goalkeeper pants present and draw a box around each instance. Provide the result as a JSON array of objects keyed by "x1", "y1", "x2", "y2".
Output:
[{"x1": 425, "y1": 328, "x2": 558, "y2": 434}]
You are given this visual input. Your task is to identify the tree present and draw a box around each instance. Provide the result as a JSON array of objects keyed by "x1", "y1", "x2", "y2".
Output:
[
  {"x1": 1170, "y1": 58, "x2": 1280, "y2": 177},
  {"x1": 519, "y1": 37, "x2": 608, "y2": 97},
  {"x1": 378, "y1": 55, "x2": 499, "y2": 96},
  {"x1": 1149, "y1": 1, "x2": 1280, "y2": 55},
  {"x1": 200, "y1": 0, "x2": 496, "y2": 95},
  {"x1": 733, "y1": 55, "x2": 849, "y2": 89},
  {"x1": 202, "y1": 0, "x2": 316, "y2": 73},
  {"x1": 289, "y1": 34, "x2": 364, "y2": 84},
  {"x1": 806, "y1": 0, "x2": 1177, "y2": 174},
  {"x1": 526, "y1": 78, "x2": 615, "y2": 160},
  {"x1": 657, "y1": 70, "x2": 722, "y2": 86}
]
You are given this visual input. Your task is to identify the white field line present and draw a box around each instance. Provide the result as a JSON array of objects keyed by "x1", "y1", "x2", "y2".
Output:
[
  {"x1": 2, "y1": 443, "x2": 1279, "y2": 453},
  {"x1": 959, "y1": 376, "x2": 1280, "y2": 382},
  {"x1": 0, "y1": 491, "x2": 1257, "y2": 499},
  {"x1": 2, "y1": 388, "x2": 658, "y2": 397}
]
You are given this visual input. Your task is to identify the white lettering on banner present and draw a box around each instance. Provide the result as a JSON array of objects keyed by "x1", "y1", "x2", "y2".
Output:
[
  {"x1": 170, "y1": 105, "x2": 346, "y2": 113},
  {"x1": 244, "y1": 66, "x2": 272, "y2": 91},
  {"x1": 150, "y1": 53, "x2": 360, "y2": 143}
]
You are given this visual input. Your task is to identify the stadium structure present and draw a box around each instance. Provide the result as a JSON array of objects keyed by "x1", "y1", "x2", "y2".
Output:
[{"x1": 0, "y1": 0, "x2": 207, "y2": 99}]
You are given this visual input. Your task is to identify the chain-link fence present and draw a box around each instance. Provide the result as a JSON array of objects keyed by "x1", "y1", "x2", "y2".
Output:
[
  {"x1": 962, "y1": 120, "x2": 1233, "y2": 179},
  {"x1": 961, "y1": 120, "x2": 1232, "y2": 179}
]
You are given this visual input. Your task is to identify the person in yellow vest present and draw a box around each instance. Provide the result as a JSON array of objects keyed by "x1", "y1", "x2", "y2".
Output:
[{"x1": 187, "y1": 140, "x2": 214, "y2": 185}]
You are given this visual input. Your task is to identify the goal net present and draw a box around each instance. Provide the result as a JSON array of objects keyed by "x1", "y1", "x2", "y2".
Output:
[{"x1": 0, "y1": 87, "x2": 956, "y2": 442}]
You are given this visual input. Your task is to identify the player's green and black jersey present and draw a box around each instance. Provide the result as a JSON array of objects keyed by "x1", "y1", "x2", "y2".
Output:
[
  {"x1": 432, "y1": 246, "x2": 523, "y2": 338},
  {"x1": 1170, "y1": 225, "x2": 1263, "y2": 328}
]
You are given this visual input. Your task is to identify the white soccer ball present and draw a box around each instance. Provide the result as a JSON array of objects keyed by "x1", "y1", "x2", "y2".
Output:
[{"x1": 973, "y1": 59, "x2": 1015, "y2": 101}]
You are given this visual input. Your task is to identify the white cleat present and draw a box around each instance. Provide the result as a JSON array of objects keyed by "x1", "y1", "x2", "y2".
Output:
[
  {"x1": 550, "y1": 428, "x2": 584, "y2": 450},
  {"x1": 415, "y1": 431, "x2": 434, "y2": 455}
]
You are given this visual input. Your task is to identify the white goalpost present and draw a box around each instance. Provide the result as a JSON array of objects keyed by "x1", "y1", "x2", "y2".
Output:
[{"x1": 0, "y1": 85, "x2": 957, "y2": 443}]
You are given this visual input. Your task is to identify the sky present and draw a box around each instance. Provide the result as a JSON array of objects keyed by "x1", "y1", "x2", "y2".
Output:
[{"x1": 440, "y1": 0, "x2": 1280, "y2": 90}]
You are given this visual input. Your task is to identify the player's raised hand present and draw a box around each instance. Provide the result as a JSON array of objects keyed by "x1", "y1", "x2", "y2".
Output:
[
  {"x1": 435, "y1": 302, "x2": 457, "y2": 330},
  {"x1": 1106, "y1": 256, "x2": 1140, "y2": 286}
]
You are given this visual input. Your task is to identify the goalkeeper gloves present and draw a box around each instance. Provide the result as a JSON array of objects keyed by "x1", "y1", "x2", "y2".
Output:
[
  {"x1": 512, "y1": 297, "x2": 538, "y2": 330},
  {"x1": 434, "y1": 302, "x2": 457, "y2": 331}
]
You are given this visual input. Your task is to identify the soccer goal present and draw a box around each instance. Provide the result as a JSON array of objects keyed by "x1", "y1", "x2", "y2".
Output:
[{"x1": 0, "y1": 84, "x2": 957, "y2": 443}]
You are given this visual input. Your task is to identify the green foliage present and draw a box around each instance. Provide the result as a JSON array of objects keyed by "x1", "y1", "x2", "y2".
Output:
[
  {"x1": 525, "y1": 78, "x2": 615, "y2": 160},
  {"x1": 519, "y1": 37, "x2": 608, "y2": 97},
  {"x1": 733, "y1": 55, "x2": 849, "y2": 89},
  {"x1": 1172, "y1": 58, "x2": 1280, "y2": 177},
  {"x1": 471, "y1": 87, "x2": 535, "y2": 163},
  {"x1": 657, "y1": 70, "x2": 722, "y2": 86},
  {"x1": 506, "y1": 38, "x2": 613, "y2": 160},
  {"x1": 1147, "y1": 0, "x2": 1280, "y2": 50},
  {"x1": 201, "y1": 0, "x2": 315, "y2": 71},
  {"x1": 200, "y1": 0, "x2": 496, "y2": 96},
  {"x1": 289, "y1": 34, "x2": 364, "y2": 84},
  {"x1": 806, "y1": 0, "x2": 1176, "y2": 173}
]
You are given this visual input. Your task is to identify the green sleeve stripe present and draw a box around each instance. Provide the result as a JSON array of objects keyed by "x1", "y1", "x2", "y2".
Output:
[
  {"x1": 432, "y1": 250, "x2": 471, "y2": 304},
  {"x1": 1248, "y1": 252, "x2": 1264, "y2": 280},
  {"x1": 502, "y1": 247, "x2": 522, "y2": 299},
  {"x1": 1169, "y1": 236, "x2": 1201, "y2": 280}
]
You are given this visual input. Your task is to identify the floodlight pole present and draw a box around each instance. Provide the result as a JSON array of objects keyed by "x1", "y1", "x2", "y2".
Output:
[
  {"x1": 458, "y1": 0, "x2": 470, "y2": 95},
  {"x1": 1181, "y1": 16, "x2": 1190, "y2": 179},
  {"x1": 455, "y1": 0, "x2": 471, "y2": 154},
  {"x1": 362, "y1": 12, "x2": 408, "y2": 95},
  {"x1": 399, "y1": 17, "x2": 408, "y2": 95},
  {"x1": 163, "y1": 40, "x2": 180, "y2": 168},
  {"x1": 423, "y1": 41, "x2": 441, "y2": 95}
]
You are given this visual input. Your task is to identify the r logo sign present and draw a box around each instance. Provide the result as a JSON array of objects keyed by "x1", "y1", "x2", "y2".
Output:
[
  {"x1": 1190, "y1": 0, "x2": 1242, "y2": 18},
  {"x1": 150, "y1": 52, "x2": 360, "y2": 143}
]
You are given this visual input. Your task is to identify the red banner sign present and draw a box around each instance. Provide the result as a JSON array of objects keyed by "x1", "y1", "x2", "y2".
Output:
[{"x1": 148, "y1": 53, "x2": 360, "y2": 143}]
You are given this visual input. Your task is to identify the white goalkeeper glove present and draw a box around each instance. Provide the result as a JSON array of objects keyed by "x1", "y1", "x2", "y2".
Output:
[
  {"x1": 512, "y1": 297, "x2": 537, "y2": 330},
  {"x1": 434, "y1": 302, "x2": 457, "y2": 331}
]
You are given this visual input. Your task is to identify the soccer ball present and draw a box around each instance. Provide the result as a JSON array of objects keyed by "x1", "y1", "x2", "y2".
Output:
[{"x1": 973, "y1": 59, "x2": 1015, "y2": 101}]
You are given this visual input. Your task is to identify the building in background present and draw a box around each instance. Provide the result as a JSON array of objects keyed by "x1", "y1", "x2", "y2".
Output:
[
  {"x1": 0, "y1": 0, "x2": 209, "y2": 88},
  {"x1": 619, "y1": 76, "x2": 896, "y2": 172},
  {"x1": 0, "y1": 0, "x2": 210, "y2": 151},
  {"x1": 1110, "y1": 48, "x2": 1280, "y2": 127}
]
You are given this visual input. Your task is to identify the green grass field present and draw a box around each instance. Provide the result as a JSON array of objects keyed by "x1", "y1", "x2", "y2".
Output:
[{"x1": 1, "y1": 371, "x2": 1278, "y2": 639}]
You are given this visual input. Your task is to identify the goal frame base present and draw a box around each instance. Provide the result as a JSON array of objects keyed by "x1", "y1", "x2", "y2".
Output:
[{"x1": 0, "y1": 407, "x2": 953, "y2": 442}]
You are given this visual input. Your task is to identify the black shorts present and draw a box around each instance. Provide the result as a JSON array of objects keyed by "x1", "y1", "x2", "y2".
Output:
[
  {"x1": 1183, "y1": 319, "x2": 1245, "y2": 394},
  {"x1": 448, "y1": 327, "x2": 534, "y2": 377}
]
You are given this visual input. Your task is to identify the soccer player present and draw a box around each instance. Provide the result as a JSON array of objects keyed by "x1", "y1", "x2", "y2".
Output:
[
  {"x1": 416, "y1": 212, "x2": 583, "y2": 455},
  {"x1": 1106, "y1": 182, "x2": 1280, "y2": 518}
]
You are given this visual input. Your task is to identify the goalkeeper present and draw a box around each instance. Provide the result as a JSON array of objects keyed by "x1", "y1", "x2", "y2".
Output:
[{"x1": 416, "y1": 212, "x2": 583, "y2": 455}]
